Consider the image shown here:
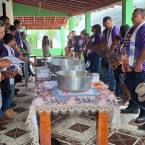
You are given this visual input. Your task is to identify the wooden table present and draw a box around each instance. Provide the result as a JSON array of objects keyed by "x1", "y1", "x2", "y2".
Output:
[
  {"x1": 40, "y1": 112, "x2": 108, "y2": 145},
  {"x1": 30, "y1": 55, "x2": 37, "y2": 64}
]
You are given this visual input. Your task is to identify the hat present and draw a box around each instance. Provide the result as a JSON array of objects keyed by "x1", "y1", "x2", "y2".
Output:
[{"x1": 135, "y1": 83, "x2": 145, "y2": 102}]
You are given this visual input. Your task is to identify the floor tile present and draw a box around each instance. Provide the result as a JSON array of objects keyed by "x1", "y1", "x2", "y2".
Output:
[
  {"x1": 69, "y1": 123, "x2": 90, "y2": 133},
  {"x1": 109, "y1": 132, "x2": 138, "y2": 145},
  {"x1": 4, "y1": 128, "x2": 27, "y2": 139},
  {"x1": 52, "y1": 117, "x2": 96, "y2": 142},
  {"x1": 13, "y1": 107, "x2": 28, "y2": 113},
  {"x1": 15, "y1": 94, "x2": 28, "y2": 98}
]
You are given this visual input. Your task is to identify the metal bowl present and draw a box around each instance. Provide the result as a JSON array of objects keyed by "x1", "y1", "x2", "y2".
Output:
[
  {"x1": 49, "y1": 59, "x2": 85, "y2": 73},
  {"x1": 56, "y1": 71, "x2": 92, "y2": 92}
]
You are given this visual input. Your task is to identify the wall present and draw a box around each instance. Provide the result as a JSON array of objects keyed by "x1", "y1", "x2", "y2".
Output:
[
  {"x1": 0, "y1": 0, "x2": 2, "y2": 16},
  {"x1": 6, "y1": 0, "x2": 13, "y2": 24}
]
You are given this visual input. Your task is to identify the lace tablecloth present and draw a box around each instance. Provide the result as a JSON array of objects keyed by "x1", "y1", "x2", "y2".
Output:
[{"x1": 26, "y1": 77, "x2": 120, "y2": 145}]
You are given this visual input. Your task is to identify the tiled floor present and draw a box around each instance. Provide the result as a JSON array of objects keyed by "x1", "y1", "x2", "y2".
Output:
[{"x1": 0, "y1": 76, "x2": 145, "y2": 145}]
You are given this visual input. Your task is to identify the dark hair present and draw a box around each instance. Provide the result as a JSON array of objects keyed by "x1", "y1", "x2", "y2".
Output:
[
  {"x1": 42, "y1": 35, "x2": 49, "y2": 46},
  {"x1": 9, "y1": 25, "x2": 17, "y2": 31},
  {"x1": 115, "y1": 35, "x2": 122, "y2": 41},
  {"x1": 0, "y1": 20, "x2": 4, "y2": 27},
  {"x1": 14, "y1": 20, "x2": 20, "y2": 26},
  {"x1": 93, "y1": 24, "x2": 101, "y2": 38},
  {"x1": 134, "y1": 8, "x2": 145, "y2": 17},
  {"x1": 84, "y1": 33, "x2": 89, "y2": 36},
  {"x1": 72, "y1": 30, "x2": 76, "y2": 33},
  {"x1": 3, "y1": 33, "x2": 14, "y2": 44},
  {"x1": 20, "y1": 32, "x2": 25, "y2": 37},
  {"x1": 120, "y1": 24, "x2": 130, "y2": 38},
  {"x1": 0, "y1": 16, "x2": 9, "y2": 22},
  {"x1": 81, "y1": 31, "x2": 85, "y2": 35},
  {"x1": 103, "y1": 16, "x2": 112, "y2": 23}
]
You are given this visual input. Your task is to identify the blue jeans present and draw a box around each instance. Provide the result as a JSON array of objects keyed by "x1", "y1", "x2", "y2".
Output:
[
  {"x1": 25, "y1": 54, "x2": 32, "y2": 73},
  {"x1": 0, "y1": 109, "x2": 3, "y2": 118},
  {"x1": 2, "y1": 78, "x2": 15, "y2": 110},
  {"x1": 125, "y1": 71, "x2": 145, "y2": 111},
  {"x1": 114, "y1": 70, "x2": 121, "y2": 94},
  {"x1": 102, "y1": 58, "x2": 116, "y2": 90},
  {"x1": 88, "y1": 53, "x2": 100, "y2": 73}
]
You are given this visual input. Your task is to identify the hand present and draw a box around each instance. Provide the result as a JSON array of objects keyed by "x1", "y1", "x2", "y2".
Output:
[
  {"x1": 135, "y1": 61, "x2": 142, "y2": 72},
  {"x1": 96, "y1": 49, "x2": 100, "y2": 55},
  {"x1": 79, "y1": 47, "x2": 82, "y2": 51},
  {"x1": 31, "y1": 62, "x2": 36, "y2": 67},
  {"x1": 0, "y1": 59, "x2": 13, "y2": 68}
]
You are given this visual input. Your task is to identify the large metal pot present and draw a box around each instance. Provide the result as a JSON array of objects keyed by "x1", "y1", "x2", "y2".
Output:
[
  {"x1": 49, "y1": 59, "x2": 85, "y2": 73},
  {"x1": 55, "y1": 71, "x2": 93, "y2": 92},
  {"x1": 37, "y1": 56, "x2": 68, "y2": 66}
]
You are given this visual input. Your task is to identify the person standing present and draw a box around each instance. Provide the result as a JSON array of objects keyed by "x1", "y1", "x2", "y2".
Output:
[
  {"x1": 21, "y1": 32, "x2": 35, "y2": 76},
  {"x1": 120, "y1": 8, "x2": 145, "y2": 124},
  {"x1": 42, "y1": 35, "x2": 50, "y2": 57},
  {"x1": 102, "y1": 17, "x2": 120, "y2": 91},
  {"x1": 75, "y1": 31, "x2": 85, "y2": 60},
  {"x1": 87, "y1": 24, "x2": 102, "y2": 73}
]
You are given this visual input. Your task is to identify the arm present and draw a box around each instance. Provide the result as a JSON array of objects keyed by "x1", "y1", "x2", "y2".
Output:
[
  {"x1": 92, "y1": 41, "x2": 107, "y2": 50},
  {"x1": 135, "y1": 29, "x2": 145, "y2": 72},
  {"x1": 105, "y1": 42, "x2": 116, "y2": 58},
  {"x1": 0, "y1": 59, "x2": 13, "y2": 68},
  {"x1": 135, "y1": 49, "x2": 145, "y2": 72},
  {"x1": 18, "y1": 55, "x2": 35, "y2": 66}
]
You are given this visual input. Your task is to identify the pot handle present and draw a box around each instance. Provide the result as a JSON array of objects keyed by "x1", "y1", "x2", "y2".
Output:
[{"x1": 49, "y1": 71, "x2": 58, "y2": 77}]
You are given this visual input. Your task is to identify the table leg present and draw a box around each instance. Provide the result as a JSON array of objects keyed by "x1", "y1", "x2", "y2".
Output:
[
  {"x1": 34, "y1": 56, "x2": 37, "y2": 64},
  {"x1": 96, "y1": 112, "x2": 108, "y2": 145},
  {"x1": 40, "y1": 112, "x2": 51, "y2": 145}
]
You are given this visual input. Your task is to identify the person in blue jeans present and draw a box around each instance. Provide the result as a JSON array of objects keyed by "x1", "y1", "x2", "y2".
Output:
[
  {"x1": 119, "y1": 9, "x2": 145, "y2": 125},
  {"x1": 21, "y1": 32, "x2": 35, "y2": 76},
  {"x1": 87, "y1": 24, "x2": 102, "y2": 73}
]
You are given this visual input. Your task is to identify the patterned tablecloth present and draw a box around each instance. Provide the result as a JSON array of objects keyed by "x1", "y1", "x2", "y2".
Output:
[{"x1": 26, "y1": 77, "x2": 120, "y2": 145}]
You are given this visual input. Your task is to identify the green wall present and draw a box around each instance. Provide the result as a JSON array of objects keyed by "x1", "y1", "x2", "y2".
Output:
[
  {"x1": 85, "y1": 11, "x2": 91, "y2": 35},
  {"x1": 122, "y1": 0, "x2": 133, "y2": 26},
  {"x1": 31, "y1": 48, "x2": 63, "y2": 56},
  {"x1": 13, "y1": 2, "x2": 70, "y2": 17}
]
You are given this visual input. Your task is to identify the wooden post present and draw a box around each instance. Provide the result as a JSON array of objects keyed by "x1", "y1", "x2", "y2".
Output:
[
  {"x1": 96, "y1": 112, "x2": 108, "y2": 145},
  {"x1": 40, "y1": 112, "x2": 51, "y2": 145}
]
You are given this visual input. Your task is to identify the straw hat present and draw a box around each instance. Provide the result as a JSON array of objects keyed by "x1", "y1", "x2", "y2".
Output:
[{"x1": 135, "y1": 83, "x2": 145, "y2": 102}]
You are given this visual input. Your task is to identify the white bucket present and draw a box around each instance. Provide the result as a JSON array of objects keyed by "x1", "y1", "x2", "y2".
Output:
[{"x1": 91, "y1": 73, "x2": 100, "y2": 83}]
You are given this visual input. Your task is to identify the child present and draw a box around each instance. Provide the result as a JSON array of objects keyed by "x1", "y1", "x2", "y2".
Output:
[
  {"x1": 111, "y1": 35, "x2": 122, "y2": 97},
  {"x1": 65, "y1": 32, "x2": 75, "y2": 57},
  {"x1": 75, "y1": 31, "x2": 85, "y2": 60},
  {"x1": 83, "y1": 33, "x2": 89, "y2": 64},
  {"x1": 111, "y1": 35, "x2": 131, "y2": 104},
  {"x1": 111, "y1": 35, "x2": 122, "y2": 70}
]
